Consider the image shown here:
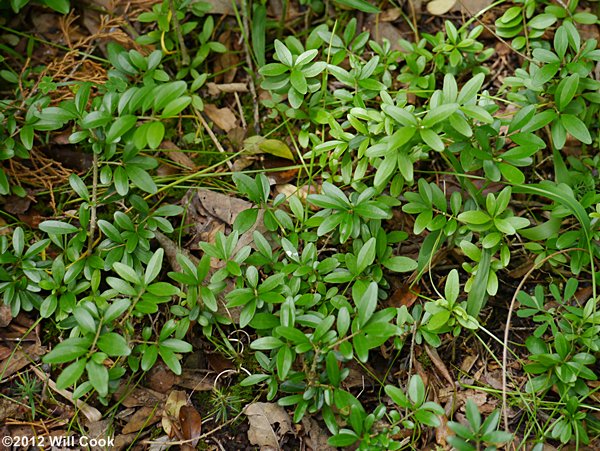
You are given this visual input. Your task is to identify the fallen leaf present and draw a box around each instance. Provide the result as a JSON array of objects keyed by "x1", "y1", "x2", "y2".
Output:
[
  {"x1": 122, "y1": 406, "x2": 162, "y2": 434},
  {"x1": 160, "y1": 140, "x2": 196, "y2": 170},
  {"x1": 452, "y1": 0, "x2": 492, "y2": 15},
  {"x1": 116, "y1": 385, "x2": 165, "y2": 408},
  {"x1": 0, "y1": 397, "x2": 28, "y2": 422},
  {"x1": 1, "y1": 195, "x2": 31, "y2": 215},
  {"x1": 162, "y1": 390, "x2": 188, "y2": 438},
  {"x1": 460, "y1": 354, "x2": 478, "y2": 374},
  {"x1": 301, "y1": 417, "x2": 335, "y2": 451},
  {"x1": 259, "y1": 139, "x2": 295, "y2": 161},
  {"x1": 112, "y1": 433, "x2": 138, "y2": 450},
  {"x1": 84, "y1": 418, "x2": 113, "y2": 451},
  {"x1": 179, "y1": 405, "x2": 202, "y2": 448},
  {"x1": 435, "y1": 413, "x2": 449, "y2": 447},
  {"x1": 175, "y1": 369, "x2": 215, "y2": 391},
  {"x1": 388, "y1": 283, "x2": 420, "y2": 308},
  {"x1": 379, "y1": 8, "x2": 402, "y2": 21},
  {"x1": 427, "y1": 0, "x2": 457, "y2": 15},
  {"x1": 243, "y1": 136, "x2": 294, "y2": 160},
  {"x1": 146, "y1": 361, "x2": 179, "y2": 393},
  {"x1": 244, "y1": 402, "x2": 292, "y2": 450},
  {"x1": 204, "y1": 104, "x2": 238, "y2": 132},
  {"x1": 0, "y1": 343, "x2": 45, "y2": 379},
  {"x1": 425, "y1": 345, "x2": 454, "y2": 386},
  {"x1": 0, "y1": 304, "x2": 12, "y2": 327}
]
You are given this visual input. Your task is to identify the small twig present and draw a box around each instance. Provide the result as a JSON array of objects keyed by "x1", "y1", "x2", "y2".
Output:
[
  {"x1": 501, "y1": 248, "x2": 586, "y2": 431},
  {"x1": 196, "y1": 111, "x2": 233, "y2": 170},
  {"x1": 234, "y1": 92, "x2": 247, "y2": 129},
  {"x1": 87, "y1": 151, "x2": 98, "y2": 255}
]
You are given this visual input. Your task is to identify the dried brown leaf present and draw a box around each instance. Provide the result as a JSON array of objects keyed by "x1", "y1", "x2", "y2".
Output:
[
  {"x1": 179, "y1": 405, "x2": 202, "y2": 447},
  {"x1": 162, "y1": 390, "x2": 188, "y2": 438},
  {"x1": 244, "y1": 402, "x2": 292, "y2": 450},
  {"x1": 425, "y1": 345, "x2": 454, "y2": 386},
  {"x1": 122, "y1": 406, "x2": 162, "y2": 434},
  {"x1": 204, "y1": 104, "x2": 238, "y2": 132}
]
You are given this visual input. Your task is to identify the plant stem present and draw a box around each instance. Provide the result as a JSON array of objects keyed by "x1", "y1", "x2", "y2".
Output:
[{"x1": 87, "y1": 151, "x2": 98, "y2": 255}]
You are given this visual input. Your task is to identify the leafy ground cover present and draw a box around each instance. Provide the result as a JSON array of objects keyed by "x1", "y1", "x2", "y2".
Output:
[{"x1": 0, "y1": 0, "x2": 600, "y2": 449}]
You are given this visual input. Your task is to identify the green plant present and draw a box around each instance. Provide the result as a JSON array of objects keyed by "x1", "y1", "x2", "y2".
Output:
[
  {"x1": 13, "y1": 371, "x2": 43, "y2": 419},
  {"x1": 3, "y1": 0, "x2": 69, "y2": 14},
  {"x1": 495, "y1": 0, "x2": 598, "y2": 51},
  {"x1": 447, "y1": 400, "x2": 513, "y2": 451},
  {"x1": 0, "y1": 227, "x2": 49, "y2": 316},
  {"x1": 424, "y1": 269, "x2": 479, "y2": 335},
  {"x1": 259, "y1": 40, "x2": 326, "y2": 109}
]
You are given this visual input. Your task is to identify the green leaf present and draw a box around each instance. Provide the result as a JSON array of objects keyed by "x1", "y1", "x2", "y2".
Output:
[
  {"x1": 86, "y1": 360, "x2": 109, "y2": 397},
  {"x1": 106, "y1": 115, "x2": 137, "y2": 144},
  {"x1": 276, "y1": 326, "x2": 310, "y2": 344},
  {"x1": 147, "y1": 121, "x2": 165, "y2": 149},
  {"x1": 333, "y1": 0, "x2": 380, "y2": 14},
  {"x1": 259, "y1": 63, "x2": 288, "y2": 76},
  {"x1": 427, "y1": 309, "x2": 450, "y2": 329},
  {"x1": 445, "y1": 269, "x2": 459, "y2": 303},
  {"x1": 290, "y1": 69, "x2": 307, "y2": 94},
  {"x1": 159, "y1": 347, "x2": 182, "y2": 375},
  {"x1": 113, "y1": 262, "x2": 141, "y2": 285},
  {"x1": 56, "y1": 359, "x2": 87, "y2": 389},
  {"x1": 460, "y1": 105, "x2": 493, "y2": 124},
  {"x1": 160, "y1": 339, "x2": 192, "y2": 353},
  {"x1": 41, "y1": 0, "x2": 70, "y2": 14},
  {"x1": 20, "y1": 125, "x2": 34, "y2": 150},
  {"x1": 81, "y1": 110, "x2": 112, "y2": 129},
  {"x1": 233, "y1": 208, "x2": 259, "y2": 234},
  {"x1": 141, "y1": 345, "x2": 159, "y2": 371},
  {"x1": 252, "y1": 4, "x2": 266, "y2": 66},
  {"x1": 555, "y1": 74, "x2": 579, "y2": 111},
  {"x1": 385, "y1": 385, "x2": 409, "y2": 408},
  {"x1": 560, "y1": 114, "x2": 592, "y2": 144},
  {"x1": 39, "y1": 220, "x2": 78, "y2": 235},
  {"x1": 422, "y1": 103, "x2": 459, "y2": 128},
  {"x1": 74, "y1": 307, "x2": 96, "y2": 334},
  {"x1": 383, "y1": 256, "x2": 418, "y2": 272},
  {"x1": 274, "y1": 40, "x2": 293, "y2": 66},
  {"x1": 457, "y1": 73, "x2": 484, "y2": 104},
  {"x1": 161, "y1": 96, "x2": 192, "y2": 117},
  {"x1": 113, "y1": 166, "x2": 129, "y2": 196},
  {"x1": 457, "y1": 210, "x2": 491, "y2": 225},
  {"x1": 69, "y1": 174, "x2": 89, "y2": 200},
  {"x1": 103, "y1": 298, "x2": 131, "y2": 322},
  {"x1": 12, "y1": 227, "x2": 24, "y2": 257},
  {"x1": 408, "y1": 374, "x2": 425, "y2": 405},
  {"x1": 259, "y1": 139, "x2": 294, "y2": 160},
  {"x1": 125, "y1": 165, "x2": 157, "y2": 194},
  {"x1": 153, "y1": 81, "x2": 187, "y2": 111},
  {"x1": 43, "y1": 342, "x2": 89, "y2": 364},
  {"x1": 382, "y1": 104, "x2": 418, "y2": 126},
  {"x1": 356, "y1": 281, "x2": 378, "y2": 327},
  {"x1": 327, "y1": 433, "x2": 359, "y2": 447},
  {"x1": 466, "y1": 247, "x2": 491, "y2": 316},
  {"x1": 145, "y1": 248, "x2": 164, "y2": 285},
  {"x1": 356, "y1": 237, "x2": 376, "y2": 274},
  {"x1": 250, "y1": 336, "x2": 284, "y2": 350},
  {"x1": 97, "y1": 333, "x2": 131, "y2": 357},
  {"x1": 420, "y1": 128, "x2": 444, "y2": 151}
]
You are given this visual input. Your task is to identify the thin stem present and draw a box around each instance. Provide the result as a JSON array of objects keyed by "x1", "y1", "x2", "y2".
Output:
[{"x1": 87, "y1": 151, "x2": 98, "y2": 255}]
